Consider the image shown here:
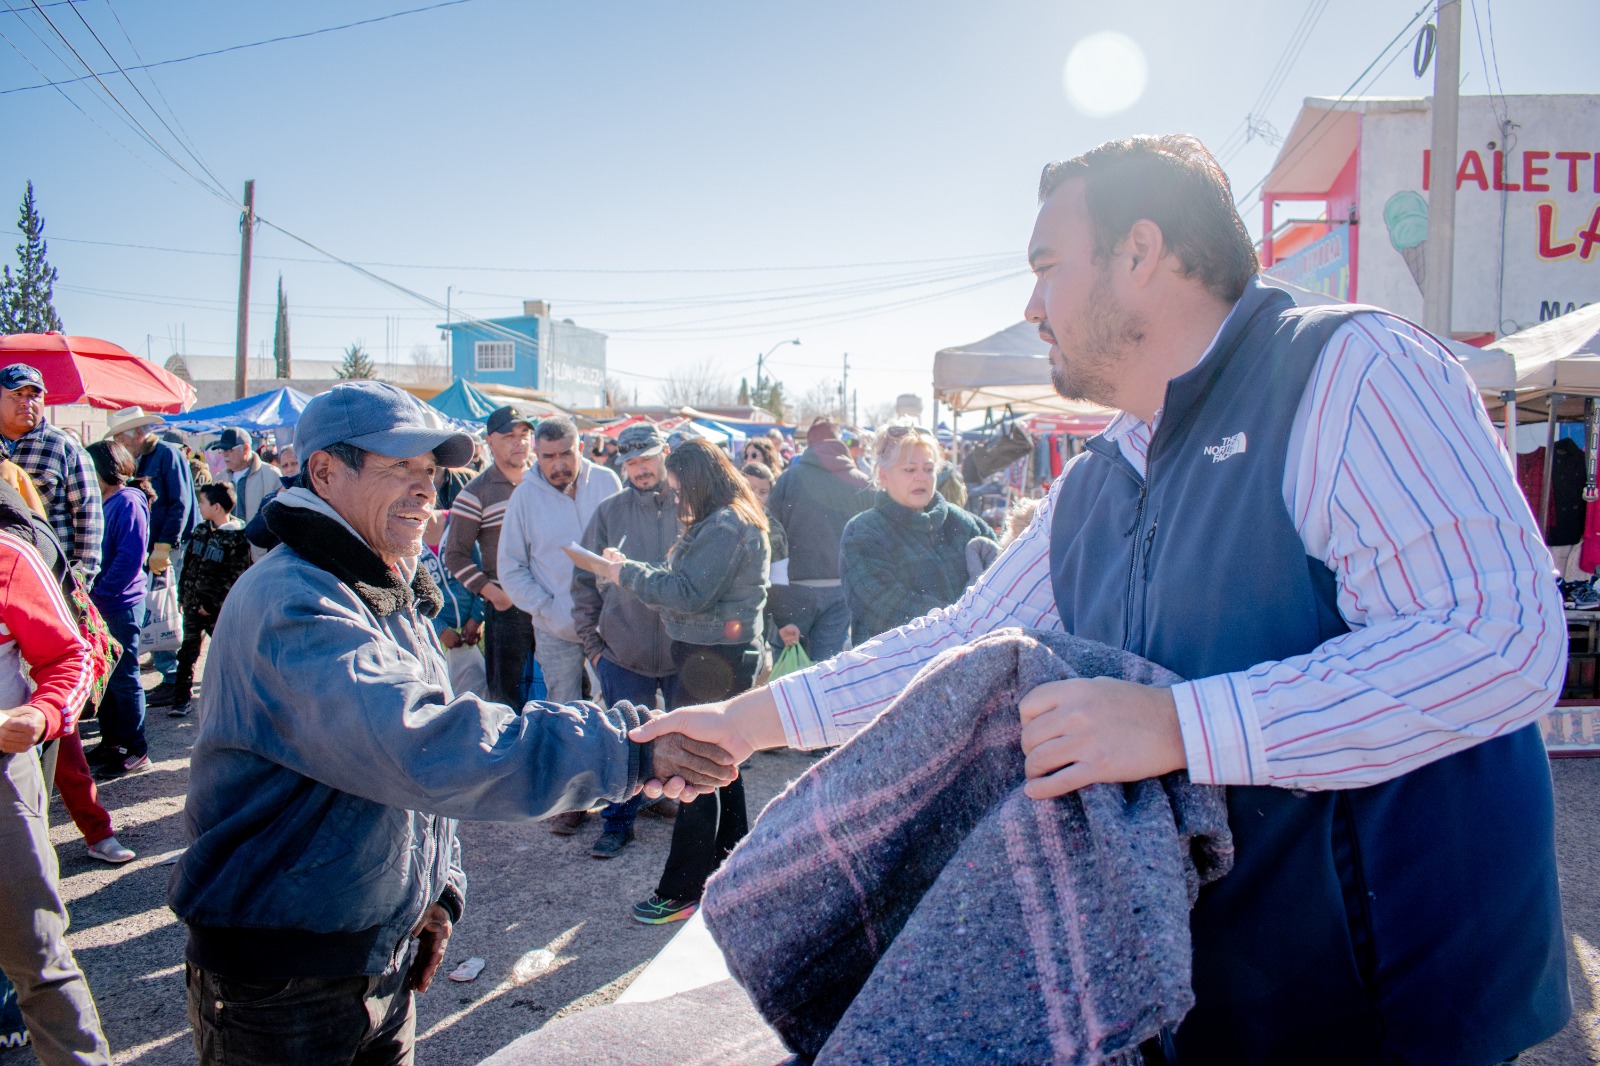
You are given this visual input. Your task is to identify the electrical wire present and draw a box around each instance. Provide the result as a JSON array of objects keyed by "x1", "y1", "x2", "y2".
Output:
[
  {"x1": 1232, "y1": 0, "x2": 1433, "y2": 210},
  {"x1": 59, "y1": 0, "x2": 233, "y2": 200},
  {"x1": 19, "y1": 0, "x2": 238, "y2": 207},
  {"x1": 0, "y1": 0, "x2": 478, "y2": 95}
]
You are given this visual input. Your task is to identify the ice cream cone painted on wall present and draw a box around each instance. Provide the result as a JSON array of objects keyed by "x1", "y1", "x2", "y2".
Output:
[{"x1": 1384, "y1": 191, "x2": 1430, "y2": 292}]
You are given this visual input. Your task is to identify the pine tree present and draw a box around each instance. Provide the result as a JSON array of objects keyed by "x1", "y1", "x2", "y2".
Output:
[
  {"x1": 336, "y1": 342, "x2": 376, "y2": 380},
  {"x1": 272, "y1": 275, "x2": 291, "y2": 378},
  {"x1": 0, "y1": 182, "x2": 63, "y2": 335},
  {"x1": 738, "y1": 378, "x2": 750, "y2": 405}
]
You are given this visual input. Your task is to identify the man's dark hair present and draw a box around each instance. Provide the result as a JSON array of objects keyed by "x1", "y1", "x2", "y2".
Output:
[
  {"x1": 198, "y1": 481, "x2": 235, "y2": 513},
  {"x1": 1038, "y1": 134, "x2": 1259, "y2": 302},
  {"x1": 534, "y1": 415, "x2": 578, "y2": 445}
]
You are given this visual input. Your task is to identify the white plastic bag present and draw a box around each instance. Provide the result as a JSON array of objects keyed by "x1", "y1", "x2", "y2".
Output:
[{"x1": 141, "y1": 570, "x2": 184, "y2": 653}]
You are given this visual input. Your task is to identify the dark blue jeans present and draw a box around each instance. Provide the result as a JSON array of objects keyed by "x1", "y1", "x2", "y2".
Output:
[
  {"x1": 186, "y1": 957, "x2": 414, "y2": 1066},
  {"x1": 593, "y1": 656, "x2": 679, "y2": 834},
  {"x1": 768, "y1": 584, "x2": 852, "y2": 661},
  {"x1": 95, "y1": 602, "x2": 146, "y2": 759}
]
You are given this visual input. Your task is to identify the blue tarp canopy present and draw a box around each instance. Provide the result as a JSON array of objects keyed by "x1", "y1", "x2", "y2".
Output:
[
  {"x1": 164, "y1": 386, "x2": 313, "y2": 433},
  {"x1": 426, "y1": 379, "x2": 500, "y2": 423}
]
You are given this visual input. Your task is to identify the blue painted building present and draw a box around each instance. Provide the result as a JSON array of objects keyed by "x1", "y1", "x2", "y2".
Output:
[{"x1": 439, "y1": 300, "x2": 607, "y2": 409}]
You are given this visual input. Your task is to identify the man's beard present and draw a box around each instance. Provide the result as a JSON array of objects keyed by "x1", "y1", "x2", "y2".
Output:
[{"x1": 1050, "y1": 271, "x2": 1146, "y2": 406}]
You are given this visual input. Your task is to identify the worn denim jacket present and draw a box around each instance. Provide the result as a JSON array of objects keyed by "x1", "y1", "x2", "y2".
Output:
[{"x1": 618, "y1": 505, "x2": 769, "y2": 647}]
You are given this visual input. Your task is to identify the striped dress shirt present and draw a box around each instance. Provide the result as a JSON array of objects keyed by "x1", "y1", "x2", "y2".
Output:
[{"x1": 769, "y1": 311, "x2": 1566, "y2": 791}]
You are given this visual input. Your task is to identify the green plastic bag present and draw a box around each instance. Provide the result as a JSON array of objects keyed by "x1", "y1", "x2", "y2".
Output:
[{"x1": 769, "y1": 641, "x2": 812, "y2": 681}]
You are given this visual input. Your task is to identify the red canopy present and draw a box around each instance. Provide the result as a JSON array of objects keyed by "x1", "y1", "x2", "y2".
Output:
[{"x1": 0, "y1": 332, "x2": 196, "y2": 413}]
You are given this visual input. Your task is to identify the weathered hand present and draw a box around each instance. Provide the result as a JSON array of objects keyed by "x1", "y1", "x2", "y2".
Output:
[
  {"x1": 407, "y1": 902, "x2": 453, "y2": 993},
  {"x1": 440, "y1": 627, "x2": 463, "y2": 650},
  {"x1": 778, "y1": 624, "x2": 801, "y2": 648},
  {"x1": 1017, "y1": 678, "x2": 1186, "y2": 798},
  {"x1": 461, "y1": 619, "x2": 482, "y2": 646},
  {"x1": 0, "y1": 706, "x2": 45, "y2": 753},
  {"x1": 648, "y1": 732, "x2": 739, "y2": 801}
]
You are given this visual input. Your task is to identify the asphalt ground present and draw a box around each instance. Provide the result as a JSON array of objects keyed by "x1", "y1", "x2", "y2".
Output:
[{"x1": 3, "y1": 675, "x2": 1599, "y2": 1065}]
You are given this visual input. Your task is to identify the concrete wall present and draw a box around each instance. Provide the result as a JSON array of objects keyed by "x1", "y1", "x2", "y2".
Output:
[{"x1": 446, "y1": 316, "x2": 540, "y2": 391}]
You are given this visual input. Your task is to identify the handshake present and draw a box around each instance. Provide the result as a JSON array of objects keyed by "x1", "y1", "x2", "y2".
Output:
[{"x1": 639, "y1": 729, "x2": 740, "y2": 800}]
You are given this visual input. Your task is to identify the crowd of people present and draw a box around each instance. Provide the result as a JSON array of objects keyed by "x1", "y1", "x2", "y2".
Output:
[
  {"x1": 0, "y1": 358, "x2": 1006, "y2": 1060},
  {"x1": 0, "y1": 130, "x2": 1578, "y2": 1066}
]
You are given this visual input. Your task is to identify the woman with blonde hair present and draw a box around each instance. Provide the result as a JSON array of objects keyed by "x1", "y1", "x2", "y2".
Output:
[
  {"x1": 839, "y1": 423, "x2": 996, "y2": 642},
  {"x1": 601, "y1": 439, "x2": 770, "y2": 925}
]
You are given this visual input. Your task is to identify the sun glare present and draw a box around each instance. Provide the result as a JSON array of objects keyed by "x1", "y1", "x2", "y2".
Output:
[{"x1": 1062, "y1": 31, "x2": 1148, "y2": 118}]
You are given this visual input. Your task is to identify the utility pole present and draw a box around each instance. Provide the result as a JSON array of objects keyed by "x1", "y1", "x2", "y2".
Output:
[
  {"x1": 234, "y1": 179, "x2": 256, "y2": 400},
  {"x1": 1423, "y1": 0, "x2": 1460, "y2": 337},
  {"x1": 841, "y1": 352, "x2": 850, "y2": 422}
]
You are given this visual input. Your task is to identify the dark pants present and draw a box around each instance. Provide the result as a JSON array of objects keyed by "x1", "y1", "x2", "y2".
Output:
[
  {"x1": 768, "y1": 584, "x2": 852, "y2": 661},
  {"x1": 655, "y1": 640, "x2": 758, "y2": 901},
  {"x1": 594, "y1": 656, "x2": 679, "y2": 834},
  {"x1": 483, "y1": 604, "x2": 534, "y2": 709},
  {"x1": 173, "y1": 607, "x2": 215, "y2": 706},
  {"x1": 94, "y1": 602, "x2": 146, "y2": 759},
  {"x1": 186, "y1": 953, "x2": 415, "y2": 1066}
]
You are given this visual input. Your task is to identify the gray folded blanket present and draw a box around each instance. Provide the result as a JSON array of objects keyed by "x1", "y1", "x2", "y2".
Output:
[{"x1": 701, "y1": 628, "x2": 1234, "y2": 1065}]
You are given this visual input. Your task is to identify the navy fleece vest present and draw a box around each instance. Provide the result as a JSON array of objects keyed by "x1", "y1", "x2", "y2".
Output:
[{"x1": 1050, "y1": 278, "x2": 1568, "y2": 1065}]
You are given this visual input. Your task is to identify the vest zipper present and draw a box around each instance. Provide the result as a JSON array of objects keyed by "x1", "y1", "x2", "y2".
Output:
[{"x1": 1122, "y1": 480, "x2": 1148, "y2": 650}]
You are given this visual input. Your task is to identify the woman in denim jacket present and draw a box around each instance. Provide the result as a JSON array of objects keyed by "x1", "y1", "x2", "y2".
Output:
[{"x1": 605, "y1": 439, "x2": 770, "y2": 925}]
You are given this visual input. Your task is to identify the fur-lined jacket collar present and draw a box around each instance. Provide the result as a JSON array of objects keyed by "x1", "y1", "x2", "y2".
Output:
[{"x1": 262, "y1": 487, "x2": 441, "y2": 619}]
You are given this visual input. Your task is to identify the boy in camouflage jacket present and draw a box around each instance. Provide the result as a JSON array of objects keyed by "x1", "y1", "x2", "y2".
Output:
[{"x1": 168, "y1": 482, "x2": 252, "y2": 717}]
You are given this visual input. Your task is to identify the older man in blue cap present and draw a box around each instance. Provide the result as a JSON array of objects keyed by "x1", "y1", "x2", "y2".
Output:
[{"x1": 169, "y1": 382, "x2": 736, "y2": 1065}]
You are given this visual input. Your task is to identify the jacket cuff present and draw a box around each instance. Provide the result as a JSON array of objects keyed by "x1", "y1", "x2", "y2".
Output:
[
  {"x1": 608, "y1": 700, "x2": 662, "y2": 791},
  {"x1": 436, "y1": 884, "x2": 465, "y2": 924}
]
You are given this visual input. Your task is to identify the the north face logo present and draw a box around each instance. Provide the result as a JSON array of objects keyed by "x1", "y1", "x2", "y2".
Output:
[{"x1": 1203, "y1": 431, "x2": 1247, "y2": 463}]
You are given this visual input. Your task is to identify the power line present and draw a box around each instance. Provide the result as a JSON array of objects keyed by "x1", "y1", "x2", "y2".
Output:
[
  {"x1": 0, "y1": 24, "x2": 183, "y2": 189},
  {"x1": 11, "y1": 229, "x2": 1015, "y2": 276},
  {"x1": 0, "y1": 0, "x2": 478, "y2": 94},
  {"x1": 1232, "y1": 0, "x2": 1433, "y2": 210},
  {"x1": 19, "y1": 0, "x2": 237, "y2": 206},
  {"x1": 58, "y1": 0, "x2": 232, "y2": 199}
]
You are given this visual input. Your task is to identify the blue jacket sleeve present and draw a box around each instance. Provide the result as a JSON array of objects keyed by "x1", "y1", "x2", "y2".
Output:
[
  {"x1": 149, "y1": 444, "x2": 194, "y2": 546},
  {"x1": 214, "y1": 572, "x2": 651, "y2": 822}
]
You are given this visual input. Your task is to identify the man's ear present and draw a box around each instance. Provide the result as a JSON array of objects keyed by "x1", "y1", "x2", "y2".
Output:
[
  {"x1": 304, "y1": 450, "x2": 336, "y2": 496},
  {"x1": 1120, "y1": 219, "x2": 1166, "y2": 286}
]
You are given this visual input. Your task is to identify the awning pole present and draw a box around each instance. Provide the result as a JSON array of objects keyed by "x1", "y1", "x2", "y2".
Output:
[
  {"x1": 1539, "y1": 395, "x2": 1560, "y2": 543},
  {"x1": 1501, "y1": 391, "x2": 1516, "y2": 453}
]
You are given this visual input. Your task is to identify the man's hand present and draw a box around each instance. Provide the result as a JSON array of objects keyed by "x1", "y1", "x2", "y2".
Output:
[
  {"x1": 1018, "y1": 678, "x2": 1187, "y2": 799},
  {"x1": 481, "y1": 582, "x2": 514, "y2": 612},
  {"x1": 148, "y1": 542, "x2": 172, "y2": 575},
  {"x1": 630, "y1": 690, "x2": 791, "y2": 798},
  {"x1": 0, "y1": 706, "x2": 47, "y2": 753},
  {"x1": 461, "y1": 619, "x2": 482, "y2": 646},
  {"x1": 778, "y1": 624, "x2": 801, "y2": 648},
  {"x1": 407, "y1": 903, "x2": 453, "y2": 993},
  {"x1": 648, "y1": 732, "x2": 740, "y2": 800},
  {"x1": 439, "y1": 627, "x2": 463, "y2": 650}
]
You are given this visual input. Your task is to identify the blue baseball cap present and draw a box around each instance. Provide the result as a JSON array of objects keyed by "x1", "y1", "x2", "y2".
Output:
[
  {"x1": 295, "y1": 381, "x2": 474, "y2": 468},
  {"x1": 0, "y1": 363, "x2": 44, "y2": 392}
]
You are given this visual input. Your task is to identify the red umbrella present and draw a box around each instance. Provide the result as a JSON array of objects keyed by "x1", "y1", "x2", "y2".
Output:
[{"x1": 0, "y1": 332, "x2": 196, "y2": 413}]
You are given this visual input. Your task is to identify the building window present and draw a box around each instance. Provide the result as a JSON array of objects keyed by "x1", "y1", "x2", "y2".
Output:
[{"x1": 475, "y1": 341, "x2": 515, "y2": 372}]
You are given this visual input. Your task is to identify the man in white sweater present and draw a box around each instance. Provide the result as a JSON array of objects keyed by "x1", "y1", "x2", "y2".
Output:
[{"x1": 498, "y1": 415, "x2": 621, "y2": 711}]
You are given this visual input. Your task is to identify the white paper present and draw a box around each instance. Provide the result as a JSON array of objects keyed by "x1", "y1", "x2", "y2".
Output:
[
  {"x1": 769, "y1": 558, "x2": 789, "y2": 586},
  {"x1": 564, "y1": 540, "x2": 609, "y2": 565}
]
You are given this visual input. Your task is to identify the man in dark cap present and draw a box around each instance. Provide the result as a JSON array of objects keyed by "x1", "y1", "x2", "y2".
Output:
[
  {"x1": 0, "y1": 362, "x2": 102, "y2": 586},
  {"x1": 442, "y1": 404, "x2": 534, "y2": 707},
  {"x1": 205, "y1": 427, "x2": 281, "y2": 562}
]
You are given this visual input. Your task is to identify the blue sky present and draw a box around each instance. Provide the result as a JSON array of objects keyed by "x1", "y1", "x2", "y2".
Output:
[{"x1": 2, "y1": 0, "x2": 1594, "y2": 418}]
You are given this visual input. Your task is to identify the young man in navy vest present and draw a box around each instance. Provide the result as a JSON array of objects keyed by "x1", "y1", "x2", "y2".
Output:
[{"x1": 634, "y1": 134, "x2": 1570, "y2": 1065}]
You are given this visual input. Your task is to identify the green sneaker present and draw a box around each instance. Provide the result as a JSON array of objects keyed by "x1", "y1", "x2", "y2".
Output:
[{"x1": 631, "y1": 894, "x2": 698, "y2": 925}]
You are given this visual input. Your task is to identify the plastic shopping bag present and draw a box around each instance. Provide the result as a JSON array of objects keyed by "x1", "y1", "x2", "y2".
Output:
[
  {"x1": 768, "y1": 641, "x2": 812, "y2": 682},
  {"x1": 141, "y1": 570, "x2": 184, "y2": 653}
]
